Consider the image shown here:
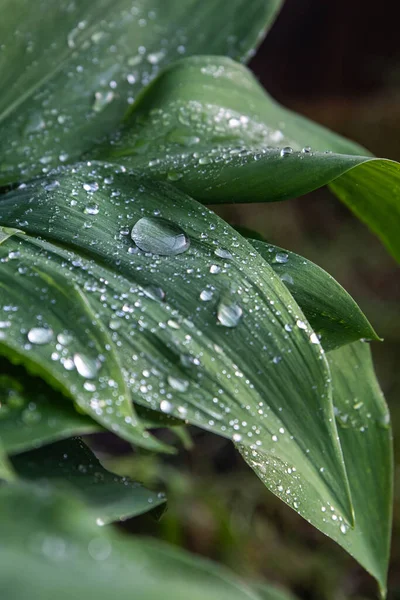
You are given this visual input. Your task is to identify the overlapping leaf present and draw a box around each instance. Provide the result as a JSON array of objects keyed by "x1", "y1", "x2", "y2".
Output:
[
  {"x1": 0, "y1": 482, "x2": 291, "y2": 600},
  {"x1": 11, "y1": 437, "x2": 166, "y2": 524},
  {"x1": 0, "y1": 359, "x2": 99, "y2": 454},
  {"x1": 0, "y1": 229, "x2": 165, "y2": 452},
  {"x1": 96, "y1": 56, "x2": 400, "y2": 262},
  {"x1": 0, "y1": 0, "x2": 282, "y2": 185},
  {"x1": 240, "y1": 341, "x2": 392, "y2": 596},
  {"x1": 249, "y1": 239, "x2": 378, "y2": 351},
  {"x1": 0, "y1": 161, "x2": 354, "y2": 526}
]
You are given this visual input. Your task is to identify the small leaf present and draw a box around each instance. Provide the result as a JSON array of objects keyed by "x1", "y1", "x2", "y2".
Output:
[
  {"x1": 97, "y1": 56, "x2": 400, "y2": 262},
  {"x1": 0, "y1": 0, "x2": 282, "y2": 185},
  {"x1": 0, "y1": 162, "x2": 354, "y2": 526},
  {"x1": 240, "y1": 341, "x2": 393, "y2": 597},
  {"x1": 0, "y1": 359, "x2": 99, "y2": 455},
  {"x1": 250, "y1": 239, "x2": 379, "y2": 351},
  {"x1": 11, "y1": 437, "x2": 166, "y2": 524},
  {"x1": 0, "y1": 481, "x2": 276, "y2": 600}
]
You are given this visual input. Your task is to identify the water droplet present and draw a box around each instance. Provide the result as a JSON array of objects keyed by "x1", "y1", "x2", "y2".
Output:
[
  {"x1": 217, "y1": 299, "x2": 243, "y2": 328},
  {"x1": 232, "y1": 433, "x2": 242, "y2": 442},
  {"x1": 280, "y1": 146, "x2": 293, "y2": 157},
  {"x1": 167, "y1": 171, "x2": 183, "y2": 182},
  {"x1": 57, "y1": 332, "x2": 73, "y2": 345},
  {"x1": 131, "y1": 217, "x2": 190, "y2": 256},
  {"x1": 160, "y1": 399, "x2": 173, "y2": 414},
  {"x1": 92, "y1": 91, "x2": 114, "y2": 112},
  {"x1": 296, "y1": 319, "x2": 307, "y2": 330},
  {"x1": 143, "y1": 286, "x2": 165, "y2": 301},
  {"x1": 214, "y1": 248, "x2": 233, "y2": 259},
  {"x1": 167, "y1": 375, "x2": 189, "y2": 392},
  {"x1": 83, "y1": 182, "x2": 99, "y2": 193},
  {"x1": 84, "y1": 203, "x2": 99, "y2": 215},
  {"x1": 27, "y1": 327, "x2": 53, "y2": 345},
  {"x1": 275, "y1": 252, "x2": 288, "y2": 264},
  {"x1": 147, "y1": 51, "x2": 165, "y2": 64},
  {"x1": 109, "y1": 319, "x2": 121, "y2": 331},
  {"x1": 209, "y1": 264, "x2": 220, "y2": 274},
  {"x1": 73, "y1": 353, "x2": 99, "y2": 379},
  {"x1": 309, "y1": 333, "x2": 320, "y2": 344},
  {"x1": 200, "y1": 289, "x2": 213, "y2": 302}
]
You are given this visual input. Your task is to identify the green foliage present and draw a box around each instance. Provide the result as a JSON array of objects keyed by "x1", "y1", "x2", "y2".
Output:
[{"x1": 0, "y1": 1, "x2": 394, "y2": 598}]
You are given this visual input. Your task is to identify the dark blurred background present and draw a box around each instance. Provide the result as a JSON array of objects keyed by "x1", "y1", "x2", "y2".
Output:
[{"x1": 102, "y1": 2, "x2": 400, "y2": 598}]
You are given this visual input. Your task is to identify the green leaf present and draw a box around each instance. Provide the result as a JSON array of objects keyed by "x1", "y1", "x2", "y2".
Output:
[
  {"x1": 0, "y1": 442, "x2": 15, "y2": 482},
  {"x1": 0, "y1": 481, "x2": 278, "y2": 600},
  {"x1": 11, "y1": 437, "x2": 166, "y2": 524},
  {"x1": 250, "y1": 239, "x2": 378, "y2": 351},
  {"x1": 0, "y1": 161, "x2": 354, "y2": 527},
  {"x1": 252, "y1": 583, "x2": 297, "y2": 600},
  {"x1": 240, "y1": 341, "x2": 393, "y2": 597},
  {"x1": 0, "y1": 234, "x2": 167, "y2": 453},
  {"x1": 0, "y1": 359, "x2": 99, "y2": 455},
  {"x1": 0, "y1": 0, "x2": 282, "y2": 185},
  {"x1": 97, "y1": 55, "x2": 400, "y2": 262}
]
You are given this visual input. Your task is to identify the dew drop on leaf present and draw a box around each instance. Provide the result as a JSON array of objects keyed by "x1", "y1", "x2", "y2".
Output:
[
  {"x1": 167, "y1": 375, "x2": 189, "y2": 392},
  {"x1": 73, "y1": 353, "x2": 99, "y2": 379},
  {"x1": 27, "y1": 327, "x2": 54, "y2": 345},
  {"x1": 275, "y1": 252, "x2": 288, "y2": 264},
  {"x1": 217, "y1": 299, "x2": 243, "y2": 328},
  {"x1": 214, "y1": 248, "x2": 233, "y2": 259},
  {"x1": 130, "y1": 217, "x2": 190, "y2": 256}
]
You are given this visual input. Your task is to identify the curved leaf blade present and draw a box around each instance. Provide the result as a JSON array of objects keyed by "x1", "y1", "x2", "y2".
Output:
[
  {"x1": 0, "y1": 482, "x2": 273, "y2": 600},
  {"x1": 0, "y1": 161, "x2": 353, "y2": 526},
  {"x1": 97, "y1": 56, "x2": 400, "y2": 262},
  {"x1": 250, "y1": 239, "x2": 378, "y2": 351},
  {"x1": 0, "y1": 239, "x2": 165, "y2": 452},
  {"x1": 0, "y1": 0, "x2": 282, "y2": 185},
  {"x1": 240, "y1": 341, "x2": 392, "y2": 596},
  {"x1": 11, "y1": 437, "x2": 166, "y2": 524}
]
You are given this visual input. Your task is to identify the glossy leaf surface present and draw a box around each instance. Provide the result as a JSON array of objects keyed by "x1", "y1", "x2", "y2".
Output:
[
  {"x1": 12, "y1": 437, "x2": 166, "y2": 524},
  {"x1": 250, "y1": 239, "x2": 378, "y2": 351},
  {"x1": 0, "y1": 482, "x2": 285, "y2": 600},
  {"x1": 0, "y1": 0, "x2": 282, "y2": 185},
  {"x1": 0, "y1": 161, "x2": 353, "y2": 525},
  {"x1": 240, "y1": 341, "x2": 392, "y2": 596},
  {"x1": 98, "y1": 56, "x2": 400, "y2": 262}
]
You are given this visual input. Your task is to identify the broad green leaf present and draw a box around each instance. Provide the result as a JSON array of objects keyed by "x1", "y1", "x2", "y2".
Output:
[
  {"x1": 0, "y1": 0, "x2": 282, "y2": 185},
  {"x1": 11, "y1": 437, "x2": 166, "y2": 524},
  {"x1": 250, "y1": 239, "x2": 378, "y2": 351},
  {"x1": 0, "y1": 233, "x2": 167, "y2": 453},
  {"x1": 97, "y1": 56, "x2": 400, "y2": 262},
  {"x1": 0, "y1": 359, "x2": 99, "y2": 455},
  {"x1": 0, "y1": 161, "x2": 354, "y2": 526},
  {"x1": 240, "y1": 341, "x2": 392, "y2": 597},
  {"x1": 0, "y1": 482, "x2": 281, "y2": 600}
]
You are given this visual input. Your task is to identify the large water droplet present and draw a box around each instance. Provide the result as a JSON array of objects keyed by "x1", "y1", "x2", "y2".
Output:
[
  {"x1": 73, "y1": 353, "x2": 99, "y2": 379},
  {"x1": 217, "y1": 299, "x2": 243, "y2": 328},
  {"x1": 131, "y1": 217, "x2": 190, "y2": 256},
  {"x1": 27, "y1": 327, "x2": 53, "y2": 345}
]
